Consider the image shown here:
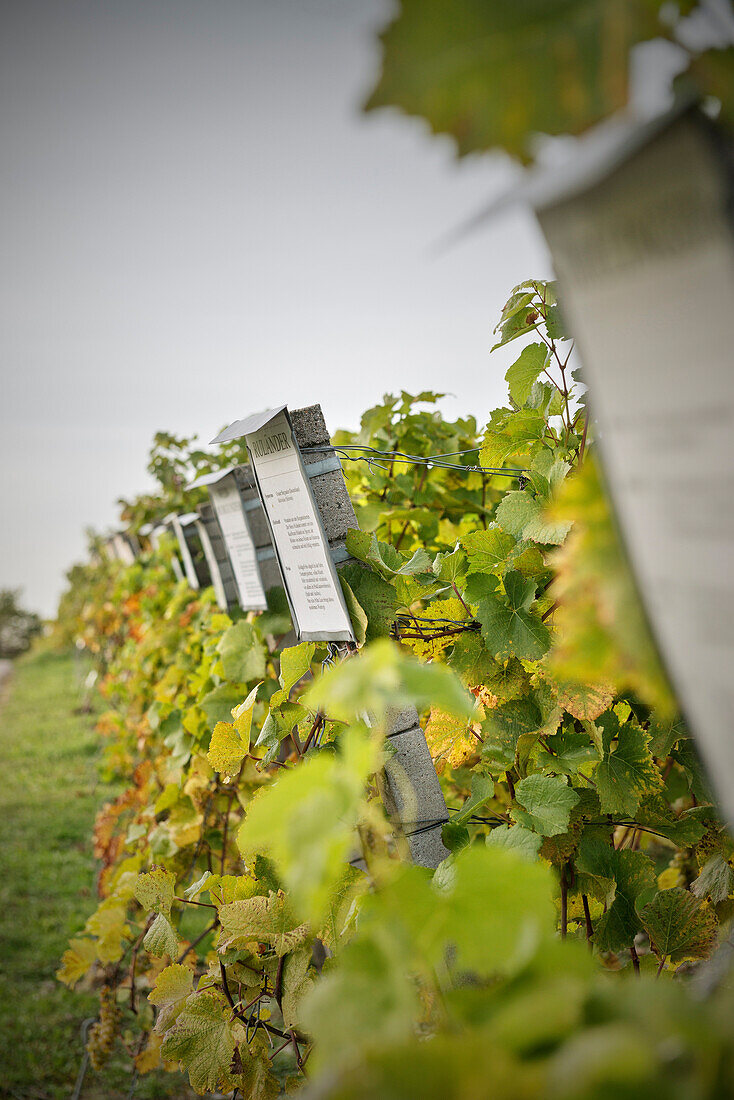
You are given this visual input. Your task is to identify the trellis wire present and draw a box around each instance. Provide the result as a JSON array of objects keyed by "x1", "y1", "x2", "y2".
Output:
[{"x1": 301, "y1": 444, "x2": 527, "y2": 479}]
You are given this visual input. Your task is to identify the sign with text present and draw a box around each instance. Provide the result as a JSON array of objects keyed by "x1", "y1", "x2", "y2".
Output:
[
  {"x1": 195, "y1": 517, "x2": 228, "y2": 611},
  {"x1": 209, "y1": 473, "x2": 267, "y2": 612},
  {"x1": 171, "y1": 514, "x2": 201, "y2": 590},
  {"x1": 213, "y1": 407, "x2": 354, "y2": 642}
]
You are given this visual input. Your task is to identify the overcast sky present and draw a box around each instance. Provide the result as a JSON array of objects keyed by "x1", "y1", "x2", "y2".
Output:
[{"x1": 1, "y1": 0, "x2": 550, "y2": 617}]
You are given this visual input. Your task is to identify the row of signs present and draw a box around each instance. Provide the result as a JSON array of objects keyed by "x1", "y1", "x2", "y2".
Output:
[{"x1": 115, "y1": 406, "x2": 356, "y2": 645}]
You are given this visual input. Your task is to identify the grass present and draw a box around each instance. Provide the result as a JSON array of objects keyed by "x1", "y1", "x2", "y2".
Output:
[{"x1": 0, "y1": 647, "x2": 193, "y2": 1099}]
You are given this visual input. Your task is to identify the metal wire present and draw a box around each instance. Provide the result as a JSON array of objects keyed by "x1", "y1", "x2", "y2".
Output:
[{"x1": 301, "y1": 444, "x2": 526, "y2": 478}]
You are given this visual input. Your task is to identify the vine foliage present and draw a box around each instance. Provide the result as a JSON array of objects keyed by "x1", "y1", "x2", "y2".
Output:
[{"x1": 57, "y1": 282, "x2": 734, "y2": 1097}]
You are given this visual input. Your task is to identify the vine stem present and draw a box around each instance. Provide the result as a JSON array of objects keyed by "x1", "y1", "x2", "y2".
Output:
[
  {"x1": 582, "y1": 894, "x2": 594, "y2": 947},
  {"x1": 656, "y1": 956, "x2": 667, "y2": 978},
  {"x1": 630, "y1": 942, "x2": 641, "y2": 976}
]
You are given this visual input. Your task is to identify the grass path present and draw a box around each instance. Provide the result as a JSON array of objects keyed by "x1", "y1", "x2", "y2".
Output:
[{"x1": 0, "y1": 648, "x2": 190, "y2": 1099}]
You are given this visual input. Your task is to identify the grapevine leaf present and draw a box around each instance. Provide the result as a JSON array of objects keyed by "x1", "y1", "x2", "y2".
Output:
[
  {"x1": 365, "y1": 0, "x2": 662, "y2": 161},
  {"x1": 339, "y1": 562, "x2": 398, "y2": 640},
  {"x1": 513, "y1": 775, "x2": 580, "y2": 837},
  {"x1": 486, "y1": 824, "x2": 541, "y2": 862},
  {"x1": 633, "y1": 796, "x2": 705, "y2": 848},
  {"x1": 237, "y1": 728, "x2": 377, "y2": 921},
  {"x1": 594, "y1": 714, "x2": 661, "y2": 816},
  {"x1": 136, "y1": 867, "x2": 175, "y2": 916},
  {"x1": 217, "y1": 620, "x2": 267, "y2": 683},
  {"x1": 160, "y1": 989, "x2": 235, "y2": 1094},
  {"x1": 691, "y1": 854, "x2": 734, "y2": 905},
  {"x1": 480, "y1": 411, "x2": 546, "y2": 467},
  {"x1": 218, "y1": 893, "x2": 310, "y2": 957},
  {"x1": 278, "y1": 642, "x2": 316, "y2": 695},
  {"x1": 461, "y1": 528, "x2": 515, "y2": 575},
  {"x1": 85, "y1": 900, "x2": 130, "y2": 963},
  {"x1": 144, "y1": 913, "x2": 179, "y2": 958},
  {"x1": 425, "y1": 707, "x2": 477, "y2": 771},
  {"x1": 281, "y1": 944, "x2": 315, "y2": 1029},
  {"x1": 647, "y1": 712, "x2": 688, "y2": 759},
  {"x1": 346, "y1": 529, "x2": 431, "y2": 581},
  {"x1": 207, "y1": 722, "x2": 245, "y2": 779},
  {"x1": 554, "y1": 680, "x2": 614, "y2": 722},
  {"x1": 640, "y1": 888, "x2": 717, "y2": 963},
  {"x1": 577, "y1": 839, "x2": 656, "y2": 954},
  {"x1": 537, "y1": 729, "x2": 597, "y2": 777},
  {"x1": 201, "y1": 684, "x2": 247, "y2": 727},
  {"x1": 230, "y1": 1041, "x2": 281, "y2": 1100},
  {"x1": 339, "y1": 575, "x2": 368, "y2": 646},
  {"x1": 148, "y1": 963, "x2": 194, "y2": 1034},
  {"x1": 184, "y1": 871, "x2": 214, "y2": 901},
  {"x1": 56, "y1": 938, "x2": 97, "y2": 987},
  {"x1": 319, "y1": 865, "x2": 368, "y2": 951},
  {"x1": 496, "y1": 491, "x2": 572, "y2": 545},
  {"x1": 476, "y1": 571, "x2": 550, "y2": 661},
  {"x1": 505, "y1": 343, "x2": 549, "y2": 406},
  {"x1": 432, "y1": 545, "x2": 467, "y2": 584},
  {"x1": 452, "y1": 775, "x2": 495, "y2": 827},
  {"x1": 307, "y1": 638, "x2": 474, "y2": 724}
]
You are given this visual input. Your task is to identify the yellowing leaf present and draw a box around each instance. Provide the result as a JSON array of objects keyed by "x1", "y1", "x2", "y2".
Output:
[
  {"x1": 144, "y1": 913, "x2": 179, "y2": 959},
  {"x1": 56, "y1": 937, "x2": 97, "y2": 987},
  {"x1": 425, "y1": 707, "x2": 478, "y2": 771},
  {"x1": 160, "y1": 989, "x2": 235, "y2": 1095},
  {"x1": 218, "y1": 894, "x2": 310, "y2": 957},
  {"x1": 135, "y1": 1033, "x2": 163, "y2": 1074},
  {"x1": 85, "y1": 899, "x2": 130, "y2": 963},
  {"x1": 149, "y1": 963, "x2": 194, "y2": 1033},
  {"x1": 555, "y1": 680, "x2": 614, "y2": 722},
  {"x1": 135, "y1": 867, "x2": 176, "y2": 916}
]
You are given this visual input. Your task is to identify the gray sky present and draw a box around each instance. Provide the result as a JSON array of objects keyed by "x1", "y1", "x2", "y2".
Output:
[{"x1": 0, "y1": 0, "x2": 550, "y2": 617}]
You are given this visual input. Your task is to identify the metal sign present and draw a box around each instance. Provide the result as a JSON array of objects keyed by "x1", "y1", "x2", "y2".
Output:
[{"x1": 212, "y1": 407, "x2": 354, "y2": 643}]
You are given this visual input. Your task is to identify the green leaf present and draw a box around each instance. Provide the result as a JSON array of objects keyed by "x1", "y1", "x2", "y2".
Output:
[
  {"x1": 537, "y1": 728, "x2": 597, "y2": 777},
  {"x1": 345, "y1": 529, "x2": 431, "y2": 581},
  {"x1": 640, "y1": 888, "x2": 717, "y2": 963},
  {"x1": 476, "y1": 571, "x2": 550, "y2": 661},
  {"x1": 432, "y1": 545, "x2": 467, "y2": 585},
  {"x1": 452, "y1": 775, "x2": 495, "y2": 827},
  {"x1": 237, "y1": 728, "x2": 377, "y2": 922},
  {"x1": 218, "y1": 893, "x2": 311, "y2": 957},
  {"x1": 217, "y1": 620, "x2": 266, "y2": 683},
  {"x1": 307, "y1": 638, "x2": 474, "y2": 725},
  {"x1": 577, "y1": 838, "x2": 656, "y2": 954},
  {"x1": 278, "y1": 642, "x2": 315, "y2": 695},
  {"x1": 691, "y1": 854, "x2": 734, "y2": 905},
  {"x1": 480, "y1": 410, "x2": 545, "y2": 467},
  {"x1": 365, "y1": 0, "x2": 663, "y2": 161},
  {"x1": 148, "y1": 963, "x2": 194, "y2": 1034},
  {"x1": 160, "y1": 989, "x2": 235, "y2": 1094},
  {"x1": 496, "y1": 491, "x2": 572, "y2": 545},
  {"x1": 513, "y1": 774, "x2": 580, "y2": 837},
  {"x1": 339, "y1": 562, "x2": 398, "y2": 641},
  {"x1": 201, "y1": 684, "x2": 248, "y2": 727},
  {"x1": 506, "y1": 343, "x2": 549, "y2": 406},
  {"x1": 486, "y1": 824, "x2": 541, "y2": 862},
  {"x1": 594, "y1": 714, "x2": 661, "y2": 816},
  {"x1": 461, "y1": 527, "x2": 515, "y2": 575},
  {"x1": 144, "y1": 913, "x2": 179, "y2": 958},
  {"x1": 339, "y1": 575, "x2": 368, "y2": 646}
]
